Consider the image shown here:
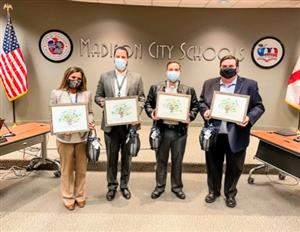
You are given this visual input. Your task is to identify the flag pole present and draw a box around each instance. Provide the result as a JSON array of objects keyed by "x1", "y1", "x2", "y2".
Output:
[
  {"x1": 3, "y1": 3, "x2": 17, "y2": 127},
  {"x1": 2, "y1": 3, "x2": 28, "y2": 127},
  {"x1": 12, "y1": 100, "x2": 17, "y2": 127}
]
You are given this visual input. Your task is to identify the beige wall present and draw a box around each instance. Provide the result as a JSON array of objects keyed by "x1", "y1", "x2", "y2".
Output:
[{"x1": 0, "y1": 0, "x2": 299, "y2": 130}]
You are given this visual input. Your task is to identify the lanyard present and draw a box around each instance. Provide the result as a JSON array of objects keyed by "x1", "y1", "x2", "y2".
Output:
[
  {"x1": 115, "y1": 75, "x2": 127, "y2": 97},
  {"x1": 67, "y1": 92, "x2": 78, "y2": 103}
]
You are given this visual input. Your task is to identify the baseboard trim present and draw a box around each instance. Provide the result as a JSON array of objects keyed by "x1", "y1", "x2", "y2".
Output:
[{"x1": 0, "y1": 159, "x2": 279, "y2": 174}]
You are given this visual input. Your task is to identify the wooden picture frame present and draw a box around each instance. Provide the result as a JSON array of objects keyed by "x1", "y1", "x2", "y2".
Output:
[
  {"x1": 50, "y1": 103, "x2": 89, "y2": 134},
  {"x1": 156, "y1": 92, "x2": 191, "y2": 122},
  {"x1": 210, "y1": 91, "x2": 250, "y2": 123},
  {"x1": 104, "y1": 96, "x2": 139, "y2": 126}
]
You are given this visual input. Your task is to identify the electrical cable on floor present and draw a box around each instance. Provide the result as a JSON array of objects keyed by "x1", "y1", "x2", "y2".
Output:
[
  {"x1": 18, "y1": 133, "x2": 51, "y2": 158},
  {"x1": 19, "y1": 146, "x2": 41, "y2": 159},
  {"x1": 25, "y1": 146, "x2": 40, "y2": 153},
  {"x1": 0, "y1": 146, "x2": 40, "y2": 180},
  {"x1": 0, "y1": 135, "x2": 60, "y2": 178},
  {"x1": 0, "y1": 165, "x2": 34, "y2": 180},
  {"x1": 266, "y1": 172, "x2": 299, "y2": 186},
  {"x1": 17, "y1": 134, "x2": 57, "y2": 160}
]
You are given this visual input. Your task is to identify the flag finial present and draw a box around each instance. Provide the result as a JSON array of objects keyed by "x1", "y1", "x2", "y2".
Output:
[{"x1": 3, "y1": 3, "x2": 13, "y2": 18}]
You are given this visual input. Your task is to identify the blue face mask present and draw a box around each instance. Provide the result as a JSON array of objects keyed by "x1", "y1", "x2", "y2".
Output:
[
  {"x1": 114, "y1": 58, "x2": 127, "y2": 71},
  {"x1": 167, "y1": 71, "x2": 180, "y2": 82}
]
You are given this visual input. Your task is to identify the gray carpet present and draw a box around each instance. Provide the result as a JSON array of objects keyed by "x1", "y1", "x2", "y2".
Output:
[{"x1": 0, "y1": 171, "x2": 299, "y2": 231}]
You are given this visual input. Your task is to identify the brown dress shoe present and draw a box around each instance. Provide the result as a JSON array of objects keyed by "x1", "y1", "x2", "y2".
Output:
[
  {"x1": 64, "y1": 203, "x2": 75, "y2": 211},
  {"x1": 76, "y1": 200, "x2": 86, "y2": 208}
]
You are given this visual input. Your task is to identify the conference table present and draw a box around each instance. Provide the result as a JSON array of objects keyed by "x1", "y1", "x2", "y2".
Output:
[
  {"x1": 248, "y1": 130, "x2": 300, "y2": 184},
  {"x1": 0, "y1": 122, "x2": 60, "y2": 176}
]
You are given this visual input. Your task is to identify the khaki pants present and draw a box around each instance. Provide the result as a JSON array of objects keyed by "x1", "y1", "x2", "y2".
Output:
[{"x1": 57, "y1": 140, "x2": 87, "y2": 205}]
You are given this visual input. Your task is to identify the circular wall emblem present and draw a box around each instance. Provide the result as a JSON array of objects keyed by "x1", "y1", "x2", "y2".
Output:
[
  {"x1": 39, "y1": 30, "x2": 73, "y2": 63},
  {"x1": 251, "y1": 36, "x2": 284, "y2": 69}
]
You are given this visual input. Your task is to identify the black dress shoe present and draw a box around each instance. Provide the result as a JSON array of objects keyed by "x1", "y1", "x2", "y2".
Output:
[
  {"x1": 205, "y1": 193, "x2": 220, "y2": 203},
  {"x1": 106, "y1": 190, "x2": 116, "y2": 201},
  {"x1": 171, "y1": 190, "x2": 186, "y2": 200},
  {"x1": 120, "y1": 188, "x2": 131, "y2": 199},
  {"x1": 151, "y1": 189, "x2": 164, "y2": 199},
  {"x1": 225, "y1": 196, "x2": 236, "y2": 208}
]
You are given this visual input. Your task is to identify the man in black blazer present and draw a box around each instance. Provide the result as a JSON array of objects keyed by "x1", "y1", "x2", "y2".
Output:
[
  {"x1": 145, "y1": 61, "x2": 198, "y2": 200},
  {"x1": 95, "y1": 46, "x2": 145, "y2": 201},
  {"x1": 199, "y1": 55, "x2": 265, "y2": 208}
]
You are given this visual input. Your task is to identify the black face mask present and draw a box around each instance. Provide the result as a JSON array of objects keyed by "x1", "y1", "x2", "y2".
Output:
[
  {"x1": 68, "y1": 80, "x2": 81, "y2": 89},
  {"x1": 220, "y1": 68, "x2": 237, "y2": 79}
]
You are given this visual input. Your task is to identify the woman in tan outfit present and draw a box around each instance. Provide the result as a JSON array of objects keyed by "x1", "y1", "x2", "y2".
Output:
[{"x1": 50, "y1": 67, "x2": 94, "y2": 210}]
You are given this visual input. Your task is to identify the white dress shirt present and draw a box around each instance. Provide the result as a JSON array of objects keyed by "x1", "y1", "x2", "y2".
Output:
[
  {"x1": 219, "y1": 77, "x2": 237, "y2": 134},
  {"x1": 164, "y1": 80, "x2": 179, "y2": 125},
  {"x1": 114, "y1": 69, "x2": 128, "y2": 97}
]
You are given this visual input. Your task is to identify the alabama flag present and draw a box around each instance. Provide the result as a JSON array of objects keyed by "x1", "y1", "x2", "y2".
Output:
[{"x1": 285, "y1": 56, "x2": 300, "y2": 110}]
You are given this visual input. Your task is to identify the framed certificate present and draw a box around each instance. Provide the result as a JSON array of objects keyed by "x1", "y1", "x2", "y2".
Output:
[
  {"x1": 156, "y1": 92, "x2": 191, "y2": 122},
  {"x1": 50, "y1": 103, "x2": 89, "y2": 134},
  {"x1": 104, "y1": 96, "x2": 139, "y2": 126},
  {"x1": 210, "y1": 91, "x2": 250, "y2": 123}
]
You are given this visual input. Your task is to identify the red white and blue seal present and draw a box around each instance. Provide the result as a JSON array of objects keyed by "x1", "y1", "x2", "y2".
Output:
[
  {"x1": 251, "y1": 36, "x2": 284, "y2": 69},
  {"x1": 39, "y1": 30, "x2": 73, "y2": 63}
]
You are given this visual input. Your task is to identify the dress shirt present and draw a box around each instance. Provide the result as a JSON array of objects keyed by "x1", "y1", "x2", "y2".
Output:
[
  {"x1": 219, "y1": 77, "x2": 237, "y2": 134},
  {"x1": 164, "y1": 80, "x2": 179, "y2": 125},
  {"x1": 114, "y1": 69, "x2": 127, "y2": 97}
]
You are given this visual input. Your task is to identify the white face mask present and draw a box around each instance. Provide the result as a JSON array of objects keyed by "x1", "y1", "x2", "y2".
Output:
[
  {"x1": 167, "y1": 71, "x2": 180, "y2": 82},
  {"x1": 114, "y1": 58, "x2": 127, "y2": 71}
]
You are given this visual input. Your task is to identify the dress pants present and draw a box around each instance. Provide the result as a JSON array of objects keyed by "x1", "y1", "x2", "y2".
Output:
[
  {"x1": 104, "y1": 126, "x2": 131, "y2": 191},
  {"x1": 56, "y1": 141, "x2": 87, "y2": 206},
  {"x1": 155, "y1": 127, "x2": 187, "y2": 193},
  {"x1": 205, "y1": 134, "x2": 246, "y2": 198}
]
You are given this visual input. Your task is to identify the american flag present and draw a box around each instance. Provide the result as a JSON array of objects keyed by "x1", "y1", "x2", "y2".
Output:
[{"x1": 0, "y1": 16, "x2": 28, "y2": 101}]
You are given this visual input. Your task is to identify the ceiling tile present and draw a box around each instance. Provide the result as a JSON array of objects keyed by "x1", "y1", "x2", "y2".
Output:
[
  {"x1": 205, "y1": 0, "x2": 239, "y2": 8},
  {"x1": 152, "y1": 0, "x2": 181, "y2": 7},
  {"x1": 71, "y1": 0, "x2": 99, "y2": 2},
  {"x1": 125, "y1": 0, "x2": 152, "y2": 5},
  {"x1": 260, "y1": 0, "x2": 300, "y2": 8},
  {"x1": 233, "y1": 1, "x2": 269, "y2": 8},
  {"x1": 98, "y1": 0, "x2": 125, "y2": 4},
  {"x1": 69, "y1": 0, "x2": 300, "y2": 8},
  {"x1": 179, "y1": 0, "x2": 209, "y2": 7}
]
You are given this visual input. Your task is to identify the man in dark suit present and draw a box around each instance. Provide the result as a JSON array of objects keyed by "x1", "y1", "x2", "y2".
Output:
[
  {"x1": 199, "y1": 55, "x2": 265, "y2": 208},
  {"x1": 145, "y1": 61, "x2": 198, "y2": 200},
  {"x1": 95, "y1": 46, "x2": 145, "y2": 201}
]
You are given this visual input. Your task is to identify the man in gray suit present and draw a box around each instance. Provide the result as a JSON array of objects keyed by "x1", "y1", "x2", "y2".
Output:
[
  {"x1": 95, "y1": 46, "x2": 145, "y2": 201},
  {"x1": 199, "y1": 55, "x2": 265, "y2": 208}
]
